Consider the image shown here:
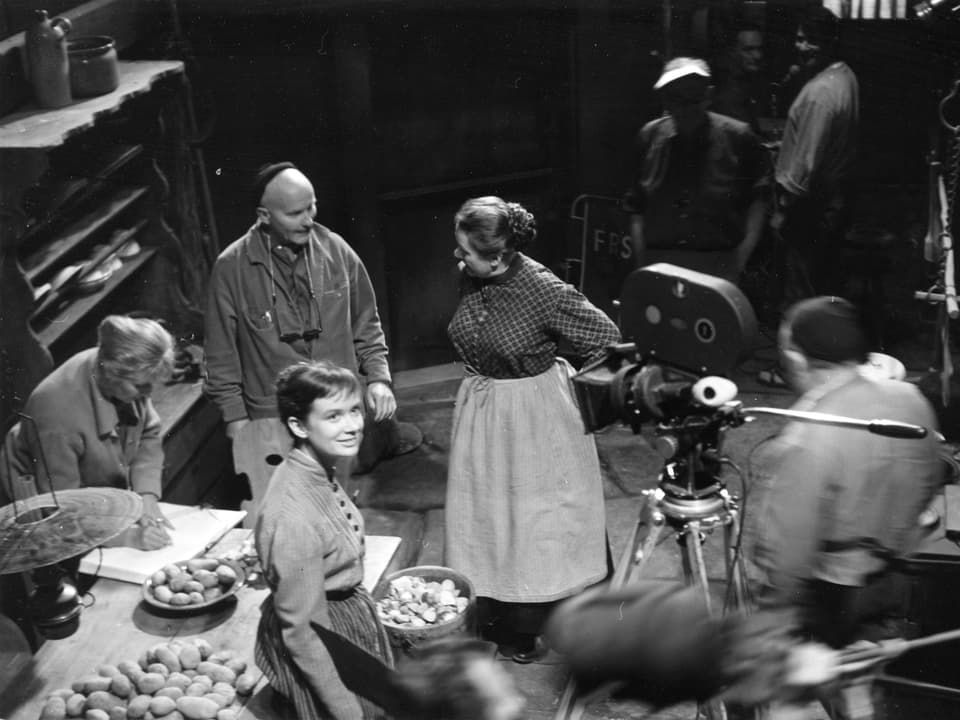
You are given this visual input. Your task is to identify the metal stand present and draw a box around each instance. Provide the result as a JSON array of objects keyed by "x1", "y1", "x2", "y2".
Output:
[{"x1": 555, "y1": 430, "x2": 751, "y2": 720}]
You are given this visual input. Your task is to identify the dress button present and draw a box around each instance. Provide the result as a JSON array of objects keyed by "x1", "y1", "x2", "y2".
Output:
[
  {"x1": 346, "y1": 512, "x2": 352, "y2": 519},
  {"x1": 339, "y1": 500, "x2": 346, "y2": 507},
  {"x1": 353, "y1": 524, "x2": 359, "y2": 531}
]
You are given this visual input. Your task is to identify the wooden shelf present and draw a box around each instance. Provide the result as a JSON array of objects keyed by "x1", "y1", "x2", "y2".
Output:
[
  {"x1": 20, "y1": 144, "x2": 145, "y2": 245},
  {"x1": 0, "y1": 61, "x2": 183, "y2": 151},
  {"x1": 33, "y1": 247, "x2": 158, "y2": 348},
  {"x1": 22, "y1": 185, "x2": 149, "y2": 284}
]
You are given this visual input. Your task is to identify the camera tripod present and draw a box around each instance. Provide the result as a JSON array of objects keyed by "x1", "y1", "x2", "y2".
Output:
[{"x1": 555, "y1": 419, "x2": 751, "y2": 720}]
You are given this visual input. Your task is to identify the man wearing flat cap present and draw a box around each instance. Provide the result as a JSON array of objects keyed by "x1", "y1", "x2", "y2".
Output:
[
  {"x1": 754, "y1": 296, "x2": 941, "y2": 651},
  {"x1": 623, "y1": 56, "x2": 769, "y2": 283},
  {"x1": 204, "y1": 163, "x2": 422, "y2": 525}
]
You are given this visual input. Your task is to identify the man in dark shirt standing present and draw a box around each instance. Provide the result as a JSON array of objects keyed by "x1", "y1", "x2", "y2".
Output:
[
  {"x1": 623, "y1": 57, "x2": 769, "y2": 284},
  {"x1": 712, "y1": 22, "x2": 768, "y2": 136}
]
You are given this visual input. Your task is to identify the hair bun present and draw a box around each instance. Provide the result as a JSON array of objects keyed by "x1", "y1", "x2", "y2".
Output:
[{"x1": 506, "y1": 202, "x2": 537, "y2": 249}]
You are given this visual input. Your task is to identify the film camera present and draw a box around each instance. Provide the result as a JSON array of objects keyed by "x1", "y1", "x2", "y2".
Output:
[{"x1": 573, "y1": 263, "x2": 757, "y2": 436}]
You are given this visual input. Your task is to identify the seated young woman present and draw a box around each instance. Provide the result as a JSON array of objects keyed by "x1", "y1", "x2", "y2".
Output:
[{"x1": 254, "y1": 360, "x2": 393, "y2": 720}]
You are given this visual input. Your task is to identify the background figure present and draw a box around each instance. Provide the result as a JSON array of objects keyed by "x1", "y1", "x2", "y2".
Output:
[
  {"x1": 773, "y1": 6, "x2": 859, "y2": 304},
  {"x1": 0, "y1": 315, "x2": 175, "y2": 551},
  {"x1": 204, "y1": 162, "x2": 422, "y2": 526},
  {"x1": 255, "y1": 361, "x2": 392, "y2": 720},
  {"x1": 711, "y1": 21, "x2": 769, "y2": 136},
  {"x1": 444, "y1": 196, "x2": 620, "y2": 663},
  {"x1": 753, "y1": 297, "x2": 942, "y2": 716},
  {"x1": 623, "y1": 57, "x2": 769, "y2": 285},
  {"x1": 392, "y1": 638, "x2": 526, "y2": 720}
]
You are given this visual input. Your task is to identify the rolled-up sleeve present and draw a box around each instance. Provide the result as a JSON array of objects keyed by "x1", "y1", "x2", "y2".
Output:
[
  {"x1": 203, "y1": 259, "x2": 248, "y2": 424},
  {"x1": 129, "y1": 399, "x2": 163, "y2": 498},
  {"x1": 348, "y1": 254, "x2": 391, "y2": 386}
]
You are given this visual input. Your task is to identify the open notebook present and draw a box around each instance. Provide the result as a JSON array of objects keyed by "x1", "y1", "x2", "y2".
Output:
[{"x1": 78, "y1": 502, "x2": 402, "y2": 590}]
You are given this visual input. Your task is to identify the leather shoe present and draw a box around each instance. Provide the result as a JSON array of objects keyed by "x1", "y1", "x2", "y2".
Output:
[
  {"x1": 389, "y1": 421, "x2": 423, "y2": 457},
  {"x1": 511, "y1": 636, "x2": 549, "y2": 664}
]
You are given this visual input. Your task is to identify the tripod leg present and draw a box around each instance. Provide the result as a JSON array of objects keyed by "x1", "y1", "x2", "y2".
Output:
[
  {"x1": 611, "y1": 491, "x2": 668, "y2": 588},
  {"x1": 681, "y1": 521, "x2": 728, "y2": 720},
  {"x1": 723, "y1": 509, "x2": 750, "y2": 614}
]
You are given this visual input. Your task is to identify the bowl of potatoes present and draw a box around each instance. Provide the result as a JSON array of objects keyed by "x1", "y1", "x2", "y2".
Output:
[
  {"x1": 373, "y1": 565, "x2": 475, "y2": 650},
  {"x1": 142, "y1": 557, "x2": 245, "y2": 613}
]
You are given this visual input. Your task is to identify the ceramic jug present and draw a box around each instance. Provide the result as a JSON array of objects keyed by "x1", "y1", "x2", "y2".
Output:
[{"x1": 24, "y1": 9, "x2": 73, "y2": 109}]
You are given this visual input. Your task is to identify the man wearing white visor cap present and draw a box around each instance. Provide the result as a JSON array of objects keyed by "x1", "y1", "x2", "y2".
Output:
[{"x1": 623, "y1": 56, "x2": 769, "y2": 284}]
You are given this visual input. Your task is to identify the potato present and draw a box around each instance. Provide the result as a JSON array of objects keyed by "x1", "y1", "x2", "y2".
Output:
[
  {"x1": 210, "y1": 684, "x2": 235, "y2": 706},
  {"x1": 201, "y1": 588, "x2": 223, "y2": 603},
  {"x1": 152, "y1": 586, "x2": 174, "y2": 604},
  {"x1": 147, "y1": 663, "x2": 170, "y2": 678},
  {"x1": 184, "y1": 684, "x2": 208, "y2": 698},
  {"x1": 40, "y1": 696, "x2": 67, "y2": 720},
  {"x1": 151, "y1": 570, "x2": 168, "y2": 587},
  {"x1": 181, "y1": 670, "x2": 197, "y2": 679},
  {"x1": 85, "y1": 691, "x2": 124, "y2": 713},
  {"x1": 154, "y1": 687, "x2": 184, "y2": 701},
  {"x1": 192, "y1": 639, "x2": 213, "y2": 660},
  {"x1": 110, "y1": 674, "x2": 133, "y2": 698},
  {"x1": 214, "y1": 566, "x2": 237, "y2": 586},
  {"x1": 150, "y1": 697, "x2": 177, "y2": 717},
  {"x1": 189, "y1": 675, "x2": 212, "y2": 691},
  {"x1": 205, "y1": 651, "x2": 233, "y2": 665},
  {"x1": 176, "y1": 645, "x2": 201, "y2": 671},
  {"x1": 176, "y1": 697, "x2": 220, "y2": 720},
  {"x1": 126, "y1": 696, "x2": 152, "y2": 719},
  {"x1": 170, "y1": 593, "x2": 193, "y2": 606},
  {"x1": 165, "y1": 672, "x2": 192, "y2": 692},
  {"x1": 136, "y1": 672, "x2": 166, "y2": 695},
  {"x1": 168, "y1": 576, "x2": 190, "y2": 593},
  {"x1": 153, "y1": 713, "x2": 184, "y2": 720},
  {"x1": 96, "y1": 664, "x2": 120, "y2": 679},
  {"x1": 192, "y1": 571, "x2": 219, "y2": 589},
  {"x1": 202, "y1": 694, "x2": 228, "y2": 710},
  {"x1": 182, "y1": 581, "x2": 204, "y2": 595},
  {"x1": 216, "y1": 711, "x2": 237, "y2": 720},
  {"x1": 187, "y1": 558, "x2": 218, "y2": 573},
  {"x1": 234, "y1": 672, "x2": 257, "y2": 696},
  {"x1": 65, "y1": 693, "x2": 86, "y2": 717},
  {"x1": 108, "y1": 708, "x2": 126, "y2": 720},
  {"x1": 154, "y1": 647, "x2": 182, "y2": 674},
  {"x1": 70, "y1": 676, "x2": 104, "y2": 694},
  {"x1": 84, "y1": 710, "x2": 109, "y2": 720},
  {"x1": 137, "y1": 651, "x2": 151, "y2": 671},
  {"x1": 195, "y1": 662, "x2": 235, "y2": 685},
  {"x1": 162, "y1": 564, "x2": 183, "y2": 579},
  {"x1": 49, "y1": 689, "x2": 76, "y2": 701},
  {"x1": 223, "y1": 659, "x2": 246, "y2": 676},
  {"x1": 117, "y1": 661, "x2": 142, "y2": 681},
  {"x1": 187, "y1": 592, "x2": 205, "y2": 605}
]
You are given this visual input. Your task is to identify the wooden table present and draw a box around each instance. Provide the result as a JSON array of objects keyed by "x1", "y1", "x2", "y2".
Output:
[{"x1": 0, "y1": 530, "x2": 272, "y2": 720}]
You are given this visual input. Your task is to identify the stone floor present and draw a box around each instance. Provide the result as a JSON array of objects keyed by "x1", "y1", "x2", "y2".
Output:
[{"x1": 348, "y1": 320, "x2": 960, "y2": 720}]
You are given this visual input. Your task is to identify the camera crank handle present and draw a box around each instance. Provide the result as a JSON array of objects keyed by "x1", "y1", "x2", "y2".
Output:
[{"x1": 741, "y1": 407, "x2": 928, "y2": 439}]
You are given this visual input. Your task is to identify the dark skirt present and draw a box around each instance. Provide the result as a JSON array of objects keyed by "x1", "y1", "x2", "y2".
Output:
[{"x1": 256, "y1": 586, "x2": 393, "y2": 720}]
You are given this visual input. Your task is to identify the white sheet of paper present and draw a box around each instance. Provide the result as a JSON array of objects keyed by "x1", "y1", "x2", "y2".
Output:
[
  {"x1": 363, "y1": 535, "x2": 401, "y2": 592},
  {"x1": 78, "y1": 503, "x2": 246, "y2": 584}
]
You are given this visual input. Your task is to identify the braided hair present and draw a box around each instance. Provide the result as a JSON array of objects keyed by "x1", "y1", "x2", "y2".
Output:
[{"x1": 454, "y1": 196, "x2": 537, "y2": 258}]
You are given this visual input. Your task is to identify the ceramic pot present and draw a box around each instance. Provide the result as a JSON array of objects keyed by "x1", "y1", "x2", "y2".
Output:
[{"x1": 67, "y1": 35, "x2": 119, "y2": 98}]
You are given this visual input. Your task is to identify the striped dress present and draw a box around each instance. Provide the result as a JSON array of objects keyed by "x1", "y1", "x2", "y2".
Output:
[
  {"x1": 254, "y1": 448, "x2": 392, "y2": 720},
  {"x1": 445, "y1": 253, "x2": 621, "y2": 602}
]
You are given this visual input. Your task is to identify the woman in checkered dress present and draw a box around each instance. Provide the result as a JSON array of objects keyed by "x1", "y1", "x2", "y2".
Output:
[{"x1": 444, "y1": 196, "x2": 621, "y2": 661}]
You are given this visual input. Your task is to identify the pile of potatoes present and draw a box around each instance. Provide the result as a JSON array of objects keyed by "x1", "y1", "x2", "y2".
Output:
[
  {"x1": 376, "y1": 575, "x2": 470, "y2": 628},
  {"x1": 147, "y1": 558, "x2": 240, "y2": 607},
  {"x1": 38, "y1": 637, "x2": 257, "y2": 720}
]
